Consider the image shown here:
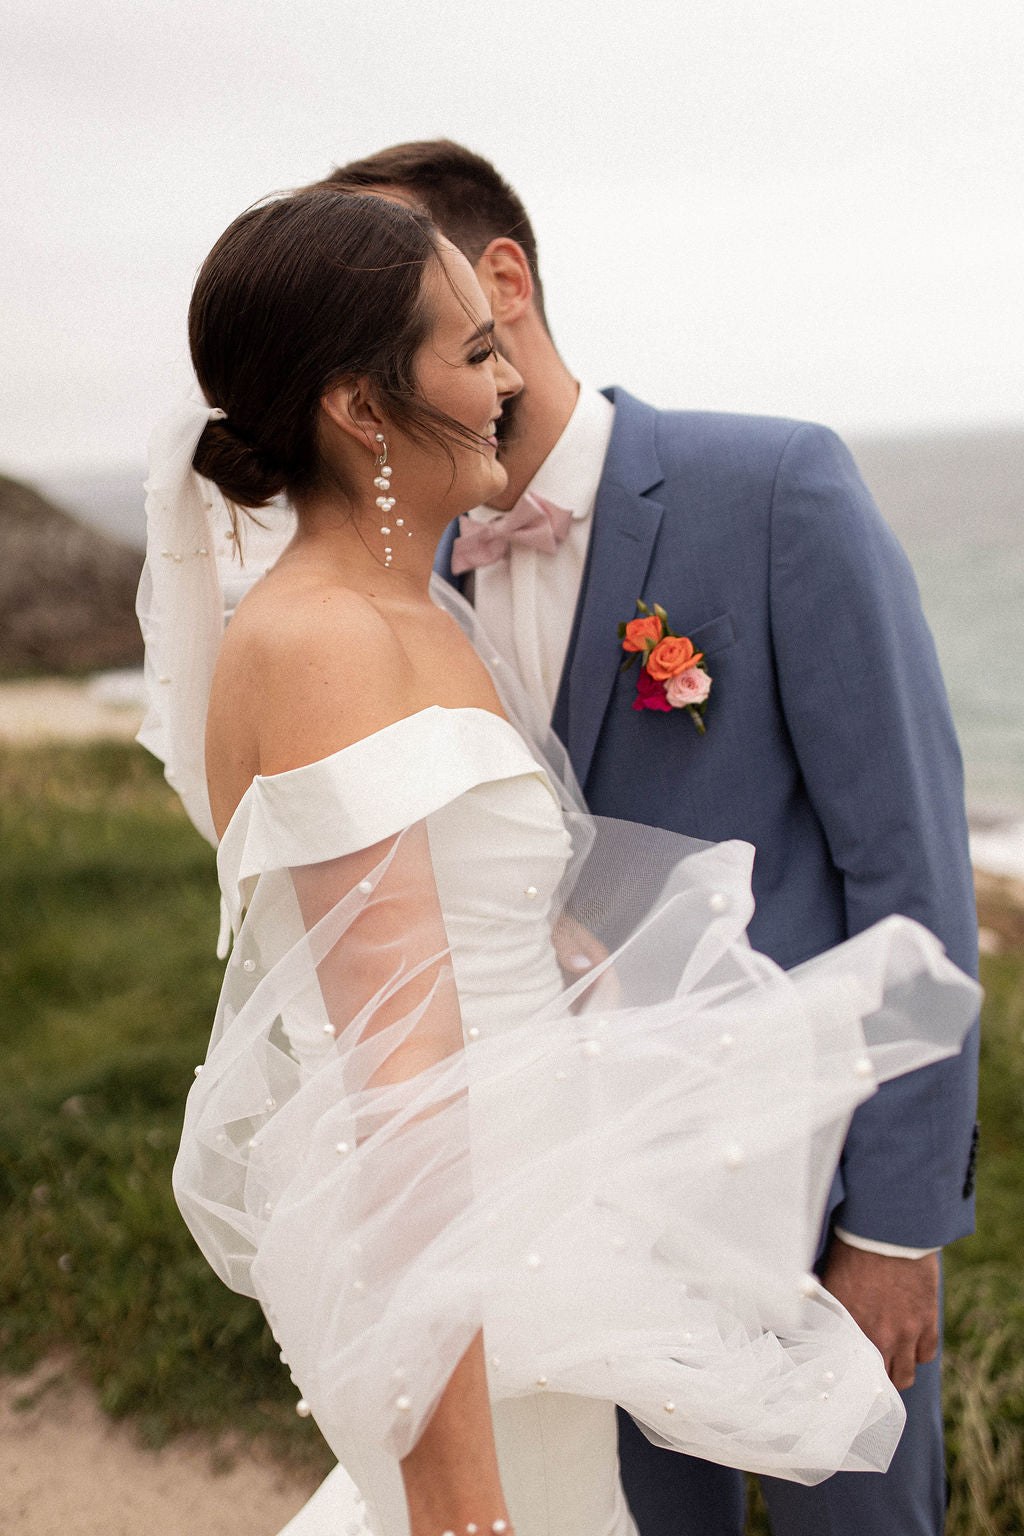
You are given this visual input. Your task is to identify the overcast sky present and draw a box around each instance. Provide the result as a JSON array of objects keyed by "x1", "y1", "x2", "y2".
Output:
[{"x1": 3, "y1": 0, "x2": 1021, "y2": 475}]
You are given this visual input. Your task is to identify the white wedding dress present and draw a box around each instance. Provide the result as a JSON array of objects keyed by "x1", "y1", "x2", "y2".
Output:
[
  {"x1": 173, "y1": 701, "x2": 978, "y2": 1536},
  {"x1": 137, "y1": 403, "x2": 977, "y2": 1536}
]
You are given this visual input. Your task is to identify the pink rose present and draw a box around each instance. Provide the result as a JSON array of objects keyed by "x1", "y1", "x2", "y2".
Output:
[
  {"x1": 665, "y1": 667, "x2": 712, "y2": 708},
  {"x1": 632, "y1": 666, "x2": 672, "y2": 711}
]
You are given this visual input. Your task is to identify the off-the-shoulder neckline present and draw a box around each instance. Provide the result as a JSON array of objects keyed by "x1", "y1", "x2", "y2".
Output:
[
  {"x1": 216, "y1": 705, "x2": 535, "y2": 847},
  {"x1": 251, "y1": 705, "x2": 520, "y2": 786}
]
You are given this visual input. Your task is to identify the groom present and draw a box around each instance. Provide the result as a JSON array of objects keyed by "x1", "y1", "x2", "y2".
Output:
[{"x1": 314, "y1": 142, "x2": 979, "y2": 1536}]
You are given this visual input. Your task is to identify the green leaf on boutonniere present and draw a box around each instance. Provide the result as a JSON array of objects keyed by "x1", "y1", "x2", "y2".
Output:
[
  {"x1": 653, "y1": 603, "x2": 668, "y2": 625},
  {"x1": 620, "y1": 652, "x2": 640, "y2": 672},
  {"x1": 635, "y1": 599, "x2": 651, "y2": 615},
  {"x1": 616, "y1": 621, "x2": 627, "y2": 639}
]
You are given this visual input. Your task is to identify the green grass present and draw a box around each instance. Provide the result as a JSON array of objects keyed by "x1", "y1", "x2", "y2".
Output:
[
  {"x1": 942, "y1": 950, "x2": 1024, "y2": 1536},
  {"x1": 1, "y1": 742, "x2": 1022, "y2": 1527},
  {"x1": 0, "y1": 742, "x2": 332, "y2": 1473}
]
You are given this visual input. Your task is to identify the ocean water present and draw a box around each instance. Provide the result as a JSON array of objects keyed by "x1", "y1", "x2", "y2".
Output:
[
  {"x1": 33, "y1": 426, "x2": 1024, "y2": 873},
  {"x1": 852, "y1": 430, "x2": 1024, "y2": 876}
]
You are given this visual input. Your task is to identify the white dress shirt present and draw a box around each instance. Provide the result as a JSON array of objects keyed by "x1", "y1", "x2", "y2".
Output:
[
  {"x1": 466, "y1": 383, "x2": 615, "y2": 730},
  {"x1": 467, "y1": 382, "x2": 933, "y2": 1262}
]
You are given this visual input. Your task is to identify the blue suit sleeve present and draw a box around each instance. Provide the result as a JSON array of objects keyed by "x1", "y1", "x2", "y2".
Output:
[{"x1": 768, "y1": 424, "x2": 979, "y2": 1248}]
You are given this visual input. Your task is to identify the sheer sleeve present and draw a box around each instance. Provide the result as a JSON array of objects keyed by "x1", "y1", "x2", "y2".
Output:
[
  {"x1": 172, "y1": 725, "x2": 511, "y2": 1460},
  {"x1": 260, "y1": 823, "x2": 486, "y2": 1462}
]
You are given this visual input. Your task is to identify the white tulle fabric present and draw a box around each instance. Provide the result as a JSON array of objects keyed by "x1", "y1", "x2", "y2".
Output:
[
  {"x1": 173, "y1": 701, "x2": 978, "y2": 1491},
  {"x1": 136, "y1": 390, "x2": 296, "y2": 848},
  {"x1": 136, "y1": 392, "x2": 227, "y2": 846},
  {"x1": 143, "y1": 396, "x2": 978, "y2": 1511}
]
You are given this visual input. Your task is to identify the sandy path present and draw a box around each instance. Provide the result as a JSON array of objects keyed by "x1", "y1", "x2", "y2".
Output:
[{"x1": 0, "y1": 1362, "x2": 322, "y2": 1536}]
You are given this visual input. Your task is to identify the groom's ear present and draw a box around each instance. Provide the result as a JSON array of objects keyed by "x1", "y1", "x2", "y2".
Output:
[{"x1": 474, "y1": 238, "x2": 535, "y2": 324}]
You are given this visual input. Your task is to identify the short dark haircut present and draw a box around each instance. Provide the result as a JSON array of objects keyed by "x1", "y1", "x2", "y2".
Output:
[
  {"x1": 322, "y1": 139, "x2": 548, "y2": 329},
  {"x1": 189, "y1": 188, "x2": 485, "y2": 511}
]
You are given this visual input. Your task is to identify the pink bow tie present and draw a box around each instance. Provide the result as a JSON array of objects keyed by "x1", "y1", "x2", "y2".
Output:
[{"x1": 450, "y1": 492, "x2": 573, "y2": 575}]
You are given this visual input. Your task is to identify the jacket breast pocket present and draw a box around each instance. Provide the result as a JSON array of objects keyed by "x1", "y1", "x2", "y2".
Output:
[{"x1": 687, "y1": 612, "x2": 736, "y2": 657}]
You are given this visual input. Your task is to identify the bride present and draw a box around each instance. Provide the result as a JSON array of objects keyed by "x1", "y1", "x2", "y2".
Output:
[{"x1": 140, "y1": 187, "x2": 977, "y2": 1536}]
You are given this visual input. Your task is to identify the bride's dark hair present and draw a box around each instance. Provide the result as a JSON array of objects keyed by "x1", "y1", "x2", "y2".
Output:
[{"x1": 189, "y1": 188, "x2": 481, "y2": 511}]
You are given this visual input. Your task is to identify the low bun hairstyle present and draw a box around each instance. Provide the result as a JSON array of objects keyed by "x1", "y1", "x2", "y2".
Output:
[
  {"x1": 189, "y1": 188, "x2": 476, "y2": 511},
  {"x1": 192, "y1": 413, "x2": 288, "y2": 510}
]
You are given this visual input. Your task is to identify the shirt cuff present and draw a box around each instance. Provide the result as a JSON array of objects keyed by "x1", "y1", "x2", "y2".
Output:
[{"x1": 834, "y1": 1227, "x2": 940, "y2": 1261}]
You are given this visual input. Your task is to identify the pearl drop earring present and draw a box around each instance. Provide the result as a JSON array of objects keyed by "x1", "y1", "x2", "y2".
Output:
[{"x1": 372, "y1": 433, "x2": 401, "y2": 568}]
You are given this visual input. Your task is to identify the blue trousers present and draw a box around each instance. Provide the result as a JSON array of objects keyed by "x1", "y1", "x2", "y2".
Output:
[{"x1": 616, "y1": 1349, "x2": 946, "y2": 1536}]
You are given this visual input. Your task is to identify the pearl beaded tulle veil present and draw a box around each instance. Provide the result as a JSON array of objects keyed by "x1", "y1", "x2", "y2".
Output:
[
  {"x1": 171, "y1": 694, "x2": 977, "y2": 1491},
  {"x1": 140, "y1": 393, "x2": 979, "y2": 1534}
]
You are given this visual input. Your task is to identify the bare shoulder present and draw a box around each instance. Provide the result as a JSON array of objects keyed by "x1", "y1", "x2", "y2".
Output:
[
  {"x1": 208, "y1": 573, "x2": 410, "y2": 781},
  {"x1": 226, "y1": 571, "x2": 398, "y2": 674}
]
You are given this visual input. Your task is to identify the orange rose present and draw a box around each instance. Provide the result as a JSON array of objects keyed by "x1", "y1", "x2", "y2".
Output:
[
  {"x1": 646, "y1": 635, "x2": 704, "y2": 680},
  {"x1": 622, "y1": 615, "x2": 664, "y2": 652}
]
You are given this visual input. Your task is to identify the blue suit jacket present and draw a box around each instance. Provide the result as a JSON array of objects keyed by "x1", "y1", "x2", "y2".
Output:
[{"x1": 439, "y1": 387, "x2": 979, "y2": 1249}]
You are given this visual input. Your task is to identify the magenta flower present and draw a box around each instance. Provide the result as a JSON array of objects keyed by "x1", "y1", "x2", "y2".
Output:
[{"x1": 633, "y1": 667, "x2": 672, "y2": 712}]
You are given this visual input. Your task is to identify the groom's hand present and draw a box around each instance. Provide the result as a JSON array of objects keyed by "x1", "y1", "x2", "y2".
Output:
[{"x1": 821, "y1": 1239, "x2": 940, "y2": 1392}]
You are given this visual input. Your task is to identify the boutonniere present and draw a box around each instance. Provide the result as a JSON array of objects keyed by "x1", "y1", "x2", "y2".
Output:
[{"x1": 617, "y1": 600, "x2": 712, "y2": 732}]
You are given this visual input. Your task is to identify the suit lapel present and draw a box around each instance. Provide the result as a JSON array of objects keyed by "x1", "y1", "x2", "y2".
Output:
[{"x1": 552, "y1": 390, "x2": 665, "y2": 784}]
